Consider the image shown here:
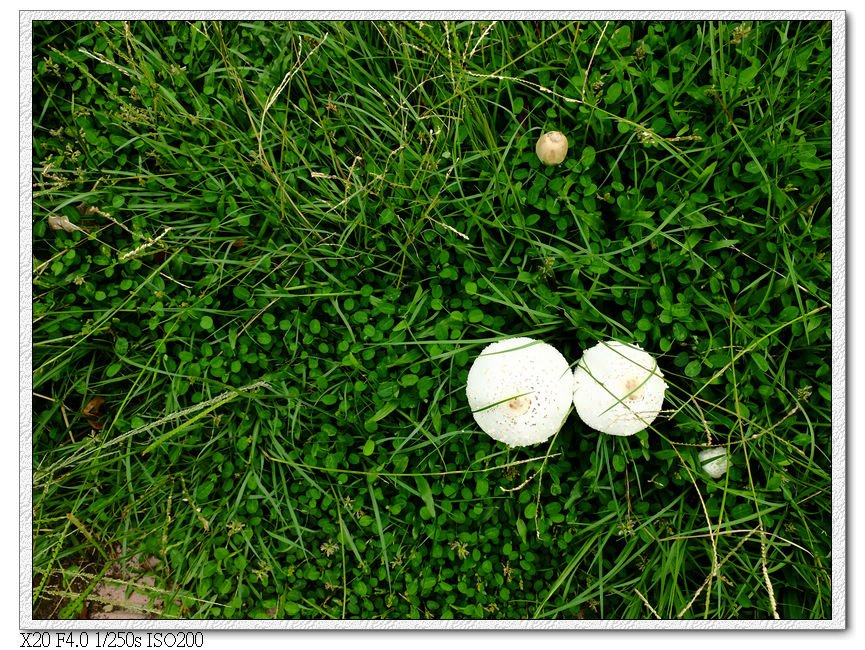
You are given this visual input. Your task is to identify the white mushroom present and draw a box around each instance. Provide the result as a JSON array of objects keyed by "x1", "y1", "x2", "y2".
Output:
[
  {"x1": 535, "y1": 131, "x2": 568, "y2": 165},
  {"x1": 572, "y1": 341, "x2": 667, "y2": 436},
  {"x1": 698, "y1": 448, "x2": 729, "y2": 479},
  {"x1": 466, "y1": 337, "x2": 573, "y2": 447}
]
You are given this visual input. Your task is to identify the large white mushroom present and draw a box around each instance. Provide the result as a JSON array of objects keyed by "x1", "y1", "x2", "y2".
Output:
[
  {"x1": 572, "y1": 340, "x2": 667, "y2": 436},
  {"x1": 466, "y1": 337, "x2": 573, "y2": 447}
]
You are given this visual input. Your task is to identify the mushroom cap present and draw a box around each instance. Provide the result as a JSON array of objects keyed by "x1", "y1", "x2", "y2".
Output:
[
  {"x1": 572, "y1": 341, "x2": 667, "y2": 436},
  {"x1": 466, "y1": 337, "x2": 573, "y2": 447},
  {"x1": 698, "y1": 448, "x2": 729, "y2": 479},
  {"x1": 535, "y1": 131, "x2": 569, "y2": 165}
]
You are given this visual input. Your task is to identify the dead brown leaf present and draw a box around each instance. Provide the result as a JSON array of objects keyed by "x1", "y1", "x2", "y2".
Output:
[
  {"x1": 82, "y1": 396, "x2": 106, "y2": 430},
  {"x1": 47, "y1": 214, "x2": 86, "y2": 233}
]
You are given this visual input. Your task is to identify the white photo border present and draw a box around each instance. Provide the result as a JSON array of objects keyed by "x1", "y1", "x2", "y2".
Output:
[{"x1": 20, "y1": 9, "x2": 847, "y2": 631}]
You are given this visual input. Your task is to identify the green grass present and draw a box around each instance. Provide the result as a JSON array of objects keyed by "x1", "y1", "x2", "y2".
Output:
[{"x1": 31, "y1": 19, "x2": 832, "y2": 621}]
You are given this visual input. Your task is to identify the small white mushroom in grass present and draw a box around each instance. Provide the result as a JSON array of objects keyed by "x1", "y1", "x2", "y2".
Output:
[
  {"x1": 466, "y1": 337, "x2": 573, "y2": 447},
  {"x1": 572, "y1": 340, "x2": 667, "y2": 436},
  {"x1": 535, "y1": 131, "x2": 568, "y2": 165},
  {"x1": 698, "y1": 448, "x2": 730, "y2": 479}
]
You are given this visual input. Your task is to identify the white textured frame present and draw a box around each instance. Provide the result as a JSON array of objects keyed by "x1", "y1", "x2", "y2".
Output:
[{"x1": 20, "y1": 10, "x2": 846, "y2": 631}]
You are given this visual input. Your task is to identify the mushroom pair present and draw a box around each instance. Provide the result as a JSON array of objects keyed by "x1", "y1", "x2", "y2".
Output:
[{"x1": 466, "y1": 338, "x2": 667, "y2": 447}]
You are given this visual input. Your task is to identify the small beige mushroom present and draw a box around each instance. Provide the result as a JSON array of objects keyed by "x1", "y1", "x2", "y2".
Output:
[{"x1": 535, "y1": 131, "x2": 568, "y2": 165}]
